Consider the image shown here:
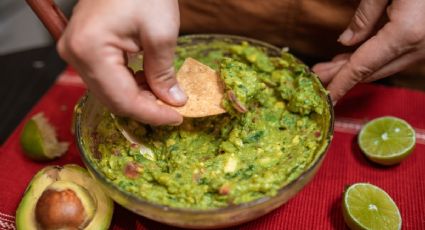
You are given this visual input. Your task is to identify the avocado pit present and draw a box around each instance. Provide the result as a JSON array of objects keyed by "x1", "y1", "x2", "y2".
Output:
[{"x1": 35, "y1": 181, "x2": 96, "y2": 230}]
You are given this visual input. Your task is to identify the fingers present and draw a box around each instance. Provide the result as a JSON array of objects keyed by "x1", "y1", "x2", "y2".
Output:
[
  {"x1": 129, "y1": 91, "x2": 184, "y2": 126},
  {"x1": 339, "y1": 0, "x2": 388, "y2": 45},
  {"x1": 56, "y1": 0, "x2": 185, "y2": 126},
  {"x1": 365, "y1": 51, "x2": 424, "y2": 82},
  {"x1": 133, "y1": 71, "x2": 151, "y2": 90},
  {"x1": 331, "y1": 53, "x2": 351, "y2": 62},
  {"x1": 83, "y1": 53, "x2": 183, "y2": 126},
  {"x1": 57, "y1": 21, "x2": 183, "y2": 125},
  {"x1": 141, "y1": 0, "x2": 187, "y2": 107},
  {"x1": 312, "y1": 54, "x2": 350, "y2": 84},
  {"x1": 142, "y1": 34, "x2": 187, "y2": 106},
  {"x1": 312, "y1": 59, "x2": 347, "y2": 84},
  {"x1": 327, "y1": 23, "x2": 413, "y2": 103}
]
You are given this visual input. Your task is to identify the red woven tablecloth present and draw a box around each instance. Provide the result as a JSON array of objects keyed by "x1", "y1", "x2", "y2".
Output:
[{"x1": 1, "y1": 68, "x2": 424, "y2": 229}]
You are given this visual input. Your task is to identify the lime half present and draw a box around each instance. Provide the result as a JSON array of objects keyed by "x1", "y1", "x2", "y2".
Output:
[
  {"x1": 358, "y1": 116, "x2": 415, "y2": 165},
  {"x1": 343, "y1": 183, "x2": 401, "y2": 230},
  {"x1": 20, "y1": 113, "x2": 69, "y2": 161}
]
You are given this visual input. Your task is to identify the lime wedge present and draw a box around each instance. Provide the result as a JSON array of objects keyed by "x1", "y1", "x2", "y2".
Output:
[
  {"x1": 358, "y1": 116, "x2": 415, "y2": 165},
  {"x1": 343, "y1": 183, "x2": 401, "y2": 230},
  {"x1": 20, "y1": 113, "x2": 69, "y2": 161}
]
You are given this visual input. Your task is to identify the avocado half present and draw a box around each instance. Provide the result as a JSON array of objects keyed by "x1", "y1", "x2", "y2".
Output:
[{"x1": 16, "y1": 164, "x2": 114, "y2": 230}]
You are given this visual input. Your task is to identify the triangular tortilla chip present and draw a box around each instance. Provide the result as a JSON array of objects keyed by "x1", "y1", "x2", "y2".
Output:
[{"x1": 164, "y1": 58, "x2": 226, "y2": 117}]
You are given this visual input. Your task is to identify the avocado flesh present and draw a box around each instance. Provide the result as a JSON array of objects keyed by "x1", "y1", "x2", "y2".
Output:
[{"x1": 16, "y1": 165, "x2": 114, "y2": 230}]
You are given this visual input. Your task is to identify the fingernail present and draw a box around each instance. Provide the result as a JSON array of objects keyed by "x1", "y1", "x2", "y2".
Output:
[
  {"x1": 332, "y1": 99, "x2": 338, "y2": 106},
  {"x1": 338, "y1": 29, "x2": 353, "y2": 44},
  {"x1": 170, "y1": 119, "x2": 183, "y2": 126},
  {"x1": 169, "y1": 84, "x2": 187, "y2": 103}
]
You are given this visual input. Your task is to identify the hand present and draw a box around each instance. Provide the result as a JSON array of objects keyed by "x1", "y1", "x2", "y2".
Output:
[
  {"x1": 57, "y1": 0, "x2": 187, "y2": 125},
  {"x1": 313, "y1": 0, "x2": 425, "y2": 104}
]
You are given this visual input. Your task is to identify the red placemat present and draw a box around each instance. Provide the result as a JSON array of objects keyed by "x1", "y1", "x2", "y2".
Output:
[{"x1": 1, "y1": 68, "x2": 425, "y2": 229}]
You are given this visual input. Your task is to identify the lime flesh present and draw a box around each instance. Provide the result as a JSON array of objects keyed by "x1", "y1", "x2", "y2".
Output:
[
  {"x1": 358, "y1": 116, "x2": 415, "y2": 165},
  {"x1": 20, "y1": 113, "x2": 69, "y2": 161},
  {"x1": 343, "y1": 183, "x2": 401, "y2": 230}
]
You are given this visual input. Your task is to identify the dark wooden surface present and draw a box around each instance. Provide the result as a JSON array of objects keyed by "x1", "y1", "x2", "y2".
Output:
[{"x1": 0, "y1": 45, "x2": 66, "y2": 144}]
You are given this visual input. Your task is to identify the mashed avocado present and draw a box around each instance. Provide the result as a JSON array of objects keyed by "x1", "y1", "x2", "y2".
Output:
[{"x1": 90, "y1": 40, "x2": 328, "y2": 209}]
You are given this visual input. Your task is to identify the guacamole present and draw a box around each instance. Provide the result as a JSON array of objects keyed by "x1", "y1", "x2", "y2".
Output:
[{"x1": 89, "y1": 40, "x2": 329, "y2": 209}]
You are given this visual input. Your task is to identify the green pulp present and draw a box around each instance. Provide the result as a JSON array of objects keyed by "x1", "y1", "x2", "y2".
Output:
[{"x1": 90, "y1": 40, "x2": 328, "y2": 209}]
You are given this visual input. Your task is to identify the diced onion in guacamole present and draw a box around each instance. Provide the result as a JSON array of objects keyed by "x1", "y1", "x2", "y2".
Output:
[{"x1": 90, "y1": 40, "x2": 328, "y2": 209}]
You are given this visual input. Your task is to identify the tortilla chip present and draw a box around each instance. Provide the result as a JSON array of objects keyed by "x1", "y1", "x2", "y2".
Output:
[{"x1": 161, "y1": 58, "x2": 226, "y2": 117}]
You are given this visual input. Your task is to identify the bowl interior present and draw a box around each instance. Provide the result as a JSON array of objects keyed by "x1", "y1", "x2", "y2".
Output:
[{"x1": 74, "y1": 34, "x2": 334, "y2": 227}]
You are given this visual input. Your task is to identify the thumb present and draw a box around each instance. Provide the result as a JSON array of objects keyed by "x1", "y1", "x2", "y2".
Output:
[
  {"x1": 339, "y1": 0, "x2": 388, "y2": 45},
  {"x1": 327, "y1": 23, "x2": 410, "y2": 103},
  {"x1": 142, "y1": 30, "x2": 187, "y2": 107}
]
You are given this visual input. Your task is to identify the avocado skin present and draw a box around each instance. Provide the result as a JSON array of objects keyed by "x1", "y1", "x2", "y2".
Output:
[{"x1": 16, "y1": 164, "x2": 114, "y2": 230}]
